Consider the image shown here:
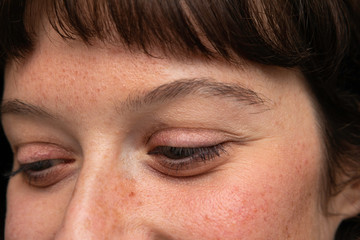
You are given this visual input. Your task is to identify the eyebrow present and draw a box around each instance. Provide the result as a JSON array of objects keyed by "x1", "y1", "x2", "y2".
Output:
[
  {"x1": 122, "y1": 78, "x2": 270, "y2": 112},
  {"x1": 0, "y1": 99, "x2": 57, "y2": 119},
  {"x1": 1, "y1": 78, "x2": 270, "y2": 119}
]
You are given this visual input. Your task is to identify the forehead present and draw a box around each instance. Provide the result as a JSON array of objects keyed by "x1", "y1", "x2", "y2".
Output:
[
  {"x1": 4, "y1": 29, "x2": 299, "y2": 107},
  {"x1": 2, "y1": 28, "x2": 319, "y2": 139}
]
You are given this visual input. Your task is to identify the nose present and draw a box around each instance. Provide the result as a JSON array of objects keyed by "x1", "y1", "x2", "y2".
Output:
[{"x1": 54, "y1": 155, "x2": 149, "y2": 239}]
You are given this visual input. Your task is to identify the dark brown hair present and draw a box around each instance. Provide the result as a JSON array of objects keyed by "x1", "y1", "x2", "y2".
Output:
[{"x1": 0, "y1": 0, "x2": 359, "y2": 238}]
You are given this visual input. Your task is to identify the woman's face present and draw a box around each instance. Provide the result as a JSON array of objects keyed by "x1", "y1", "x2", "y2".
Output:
[{"x1": 2, "y1": 29, "x2": 341, "y2": 239}]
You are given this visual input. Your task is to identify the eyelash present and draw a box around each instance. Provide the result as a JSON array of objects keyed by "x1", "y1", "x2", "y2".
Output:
[
  {"x1": 148, "y1": 144, "x2": 227, "y2": 171},
  {"x1": 6, "y1": 143, "x2": 227, "y2": 186},
  {"x1": 6, "y1": 159, "x2": 73, "y2": 187}
]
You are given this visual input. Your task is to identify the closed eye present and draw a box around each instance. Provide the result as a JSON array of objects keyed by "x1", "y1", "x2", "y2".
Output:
[
  {"x1": 6, "y1": 159, "x2": 75, "y2": 187},
  {"x1": 147, "y1": 144, "x2": 227, "y2": 177},
  {"x1": 148, "y1": 144, "x2": 225, "y2": 161}
]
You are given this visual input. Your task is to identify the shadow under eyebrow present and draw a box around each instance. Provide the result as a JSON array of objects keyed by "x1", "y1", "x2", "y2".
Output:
[{"x1": 121, "y1": 78, "x2": 271, "y2": 112}]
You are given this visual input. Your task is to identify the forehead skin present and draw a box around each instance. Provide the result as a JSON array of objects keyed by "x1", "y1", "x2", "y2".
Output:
[{"x1": 2, "y1": 28, "x2": 341, "y2": 239}]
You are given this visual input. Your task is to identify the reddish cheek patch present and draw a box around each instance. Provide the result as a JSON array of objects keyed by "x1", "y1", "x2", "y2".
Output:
[{"x1": 174, "y1": 186, "x2": 277, "y2": 238}]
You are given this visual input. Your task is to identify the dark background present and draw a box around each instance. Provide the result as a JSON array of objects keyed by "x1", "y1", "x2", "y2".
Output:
[{"x1": 1, "y1": 66, "x2": 12, "y2": 239}]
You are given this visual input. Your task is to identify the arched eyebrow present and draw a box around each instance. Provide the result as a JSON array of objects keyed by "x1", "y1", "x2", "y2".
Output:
[
  {"x1": 121, "y1": 78, "x2": 271, "y2": 112},
  {"x1": 1, "y1": 78, "x2": 271, "y2": 119}
]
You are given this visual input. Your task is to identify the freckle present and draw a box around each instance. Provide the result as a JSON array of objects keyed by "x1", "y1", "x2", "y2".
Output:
[{"x1": 129, "y1": 191, "x2": 135, "y2": 197}]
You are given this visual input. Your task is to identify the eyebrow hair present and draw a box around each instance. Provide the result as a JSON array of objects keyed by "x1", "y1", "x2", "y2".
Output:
[
  {"x1": 0, "y1": 99, "x2": 57, "y2": 119},
  {"x1": 1, "y1": 78, "x2": 270, "y2": 119},
  {"x1": 122, "y1": 78, "x2": 270, "y2": 112}
]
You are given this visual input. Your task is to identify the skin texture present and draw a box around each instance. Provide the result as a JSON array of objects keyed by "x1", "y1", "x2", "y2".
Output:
[{"x1": 2, "y1": 28, "x2": 347, "y2": 239}]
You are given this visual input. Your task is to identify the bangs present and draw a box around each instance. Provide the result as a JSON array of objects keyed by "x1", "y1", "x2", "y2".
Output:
[
  {"x1": 1, "y1": 0, "x2": 349, "y2": 70},
  {"x1": 47, "y1": 0, "x2": 307, "y2": 65}
]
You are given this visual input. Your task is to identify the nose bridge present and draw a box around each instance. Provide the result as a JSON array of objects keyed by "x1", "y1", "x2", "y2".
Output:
[{"x1": 55, "y1": 152, "x2": 137, "y2": 239}]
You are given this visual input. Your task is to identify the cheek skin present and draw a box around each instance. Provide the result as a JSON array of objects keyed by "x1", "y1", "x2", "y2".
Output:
[
  {"x1": 5, "y1": 179, "x2": 74, "y2": 239},
  {"x1": 135, "y1": 136, "x2": 322, "y2": 239}
]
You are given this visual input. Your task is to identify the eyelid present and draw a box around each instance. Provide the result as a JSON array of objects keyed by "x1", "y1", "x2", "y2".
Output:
[
  {"x1": 147, "y1": 143, "x2": 229, "y2": 177},
  {"x1": 5, "y1": 158, "x2": 76, "y2": 188},
  {"x1": 144, "y1": 128, "x2": 246, "y2": 177},
  {"x1": 7, "y1": 143, "x2": 78, "y2": 187},
  {"x1": 14, "y1": 143, "x2": 75, "y2": 164},
  {"x1": 6, "y1": 159, "x2": 73, "y2": 178},
  {"x1": 147, "y1": 128, "x2": 232, "y2": 148}
]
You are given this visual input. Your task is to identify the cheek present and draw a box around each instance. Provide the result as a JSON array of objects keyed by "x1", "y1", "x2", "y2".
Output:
[
  {"x1": 164, "y1": 182, "x2": 315, "y2": 238},
  {"x1": 149, "y1": 142, "x2": 322, "y2": 239},
  {"x1": 5, "y1": 179, "x2": 73, "y2": 239}
]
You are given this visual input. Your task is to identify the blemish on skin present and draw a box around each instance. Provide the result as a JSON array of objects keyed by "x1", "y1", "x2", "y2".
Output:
[{"x1": 129, "y1": 191, "x2": 135, "y2": 197}]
